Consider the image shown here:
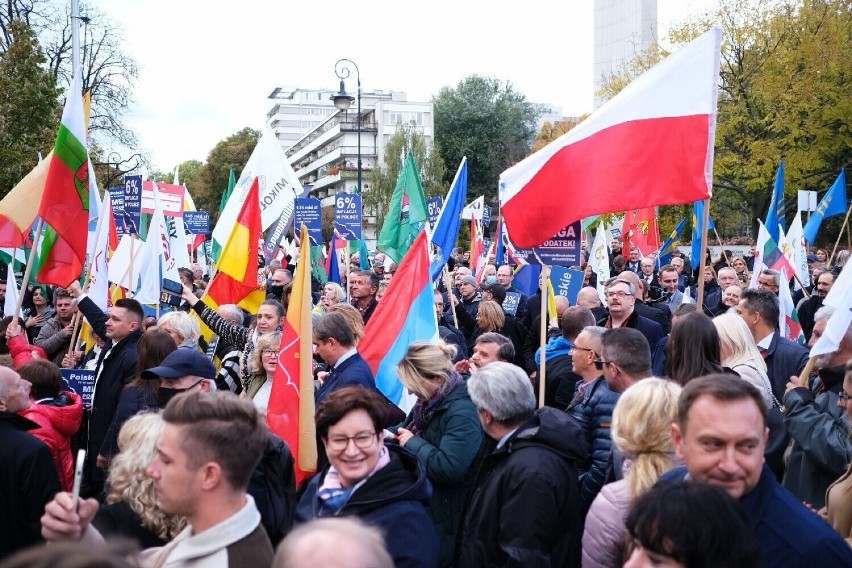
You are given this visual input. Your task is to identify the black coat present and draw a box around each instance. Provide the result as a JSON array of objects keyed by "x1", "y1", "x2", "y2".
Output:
[
  {"x1": 456, "y1": 408, "x2": 587, "y2": 568},
  {"x1": 764, "y1": 331, "x2": 809, "y2": 401},
  {"x1": 77, "y1": 296, "x2": 142, "y2": 487},
  {"x1": 297, "y1": 444, "x2": 439, "y2": 568},
  {"x1": 0, "y1": 413, "x2": 61, "y2": 558}
]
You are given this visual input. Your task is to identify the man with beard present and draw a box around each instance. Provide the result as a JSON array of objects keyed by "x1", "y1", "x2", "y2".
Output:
[{"x1": 798, "y1": 270, "x2": 835, "y2": 342}]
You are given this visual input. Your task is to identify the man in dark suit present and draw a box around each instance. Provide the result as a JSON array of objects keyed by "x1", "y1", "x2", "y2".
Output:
[
  {"x1": 313, "y1": 312, "x2": 376, "y2": 404},
  {"x1": 597, "y1": 277, "x2": 664, "y2": 351},
  {"x1": 619, "y1": 271, "x2": 671, "y2": 335},
  {"x1": 736, "y1": 289, "x2": 808, "y2": 401},
  {"x1": 68, "y1": 281, "x2": 143, "y2": 498}
]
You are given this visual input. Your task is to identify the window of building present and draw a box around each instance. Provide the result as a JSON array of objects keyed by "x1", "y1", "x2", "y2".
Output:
[{"x1": 387, "y1": 111, "x2": 423, "y2": 126}]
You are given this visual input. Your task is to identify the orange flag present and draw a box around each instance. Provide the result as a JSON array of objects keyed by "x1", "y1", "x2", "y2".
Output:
[{"x1": 267, "y1": 224, "x2": 317, "y2": 485}]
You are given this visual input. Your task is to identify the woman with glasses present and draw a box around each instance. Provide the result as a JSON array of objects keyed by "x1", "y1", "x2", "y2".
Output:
[
  {"x1": 390, "y1": 341, "x2": 483, "y2": 567},
  {"x1": 243, "y1": 331, "x2": 282, "y2": 414},
  {"x1": 296, "y1": 386, "x2": 439, "y2": 568}
]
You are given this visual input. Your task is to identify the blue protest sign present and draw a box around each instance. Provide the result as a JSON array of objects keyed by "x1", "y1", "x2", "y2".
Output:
[
  {"x1": 123, "y1": 175, "x2": 142, "y2": 235},
  {"x1": 108, "y1": 187, "x2": 126, "y2": 238},
  {"x1": 503, "y1": 292, "x2": 521, "y2": 316},
  {"x1": 549, "y1": 265, "x2": 585, "y2": 304},
  {"x1": 183, "y1": 211, "x2": 210, "y2": 234},
  {"x1": 61, "y1": 369, "x2": 96, "y2": 407},
  {"x1": 427, "y1": 196, "x2": 443, "y2": 229},
  {"x1": 482, "y1": 205, "x2": 492, "y2": 227},
  {"x1": 294, "y1": 198, "x2": 322, "y2": 246},
  {"x1": 334, "y1": 193, "x2": 362, "y2": 240}
]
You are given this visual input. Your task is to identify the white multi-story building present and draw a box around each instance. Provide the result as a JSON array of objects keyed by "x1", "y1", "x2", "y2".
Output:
[
  {"x1": 267, "y1": 87, "x2": 433, "y2": 241},
  {"x1": 593, "y1": 0, "x2": 658, "y2": 108}
]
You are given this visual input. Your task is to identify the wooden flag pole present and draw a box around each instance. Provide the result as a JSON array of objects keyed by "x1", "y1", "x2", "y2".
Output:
[
  {"x1": 827, "y1": 206, "x2": 852, "y2": 266},
  {"x1": 443, "y1": 264, "x2": 459, "y2": 329},
  {"x1": 696, "y1": 200, "x2": 711, "y2": 312},
  {"x1": 538, "y1": 264, "x2": 551, "y2": 409},
  {"x1": 713, "y1": 228, "x2": 730, "y2": 266},
  {"x1": 65, "y1": 312, "x2": 83, "y2": 361}
]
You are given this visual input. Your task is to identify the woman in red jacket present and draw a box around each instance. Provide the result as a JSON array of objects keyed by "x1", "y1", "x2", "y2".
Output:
[{"x1": 18, "y1": 359, "x2": 83, "y2": 491}]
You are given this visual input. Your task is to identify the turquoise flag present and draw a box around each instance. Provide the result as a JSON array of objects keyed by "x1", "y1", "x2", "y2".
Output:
[
  {"x1": 377, "y1": 153, "x2": 428, "y2": 264},
  {"x1": 765, "y1": 160, "x2": 786, "y2": 242}
]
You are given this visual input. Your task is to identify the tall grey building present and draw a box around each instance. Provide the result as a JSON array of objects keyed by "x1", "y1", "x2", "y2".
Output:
[{"x1": 593, "y1": 0, "x2": 658, "y2": 108}]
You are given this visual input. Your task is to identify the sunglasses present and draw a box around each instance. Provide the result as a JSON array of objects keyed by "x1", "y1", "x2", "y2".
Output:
[{"x1": 593, "y1": 359, "x2": 613, "y2": 371}]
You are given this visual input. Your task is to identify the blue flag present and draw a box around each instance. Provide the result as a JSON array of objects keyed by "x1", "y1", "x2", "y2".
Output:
[
  {"x1": 765, "y1": 160, "x2": 786, "y2": 242},
  {"x1": 495, "y1": 217, "x2": 505, "y2": 267},
  {"x1": 691, "y1": 201, "x2": 706, "y2": 270},
  {"x1": 327, "y1": 236, "x2": 341, "y2": 286},
  {"x1": 359, "y1": 238, "x2": 370, "y2": 270},
  {"x1": 429, "y1": 158, "x2": 468, "y2": 281},
  {"x1": 657, "y1": 217, "x2": 686, "y2": 267},
  {"x1": 803, "y1": 169, "x2": 847, "y2": 244}
]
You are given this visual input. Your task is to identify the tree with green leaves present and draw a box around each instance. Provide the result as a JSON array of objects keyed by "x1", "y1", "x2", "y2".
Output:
[
  {"x1": 193, "y1": 128, "x2": 259, "y2": 220},
  {"x1": 366, "y1": 123, "x2": 445, "y2": 232},
  {"x1": 433, "y1": 75, "x2": 540, "y2": 205},
  {"x1": 599, "y1": 0, "x2": 852, "y2": 243},
  {"x1": 0, "y1": 20, "x2": 59, "y2": 197}
]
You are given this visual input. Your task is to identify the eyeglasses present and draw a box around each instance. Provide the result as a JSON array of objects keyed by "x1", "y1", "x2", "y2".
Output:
[
  {"x1": 326, "y1": 432, "x2": 379, "y2": 452},
  {"x1": 571, "y1": 346, "x2": 596, "y2": 356},
  {"x1": 261, "y1": 349, "x2": 279, "y2": 358},
  {"x1": 605, "y1": 291, "x2": 633, "y2": 299},
  {"x1": 840, "y1": 391, "x2": 851, "y2": 403},
  {"x1": 593, "y1": 359, "x2": 614, "y2": 371}
]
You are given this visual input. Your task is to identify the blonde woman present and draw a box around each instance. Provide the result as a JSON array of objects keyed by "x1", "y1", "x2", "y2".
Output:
[
  {"x1": 243, "y1": 331, "x2": 282, "y2": 414},
  {"x1": 390, "y1": 341, "x2": 483, "y2": 567},
  {"x1": 469, "y1": 300, "x2": 525, "y2": 367},
  {"x1": 582, "y1": 378, "x2": 682, "y2": 568},
  {"x1": 713, "y1": 313, "x2": 774, "y2": 408},
  {"x1": 312, "y1": 282, "x2": 345, "y2": 316},
  {"x1": 93, "y1": 413, "x2": 186, "y2": 547}
]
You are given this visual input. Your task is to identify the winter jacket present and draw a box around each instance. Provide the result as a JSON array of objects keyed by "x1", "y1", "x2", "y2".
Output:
[
  {"x1": 782, "y1": 366, "x2": 852, "y2": 509},
  {"x1": 661, "y1": 465, "x2": 852, "y2": 567},
  {"x1": 7, "y1": 334, "x2": 47, "y2": 368},
  {"x1": 34, "y1": 315, "x2": 72, "y2": 366},
  {"x1": 101, "y1": 384, "x2": 159, "y2": 458},
  {"x1": 582, "y1": 478, "x2": 632, "y2": 568},
  {"x1": 541, "y1": 353, "x2": 582, "y2": 409},
  {"x1": 0, "y1": 412, "x2": 62, "y2": 558},
  {"x1": 393, "y1": 381, "x2": 483, "y2": 566},
  {"x1": 597, "y1": 310, "x2": 664, "y2": 355},
  {"x1": 315, "y1": 351, "x2": 376, "y2": 404},
  {"x1": 247, "y1": 433, "x2": 296, "y2": 546},
  {"x1": 20, "y1": 391, "x2": 83, "y2": 491},
  {"x1": 296, "y1": 443, "x2": 440, "y2": 568},
  {"x1": 567, "y1": 376, "x2": 620, "y2": 512},
  {"x1": 455, "y1": 408, "x2": 587, "y2": 568},
  {"x1": 77, "y1": 296, "x2": 142, "y2": 488}
]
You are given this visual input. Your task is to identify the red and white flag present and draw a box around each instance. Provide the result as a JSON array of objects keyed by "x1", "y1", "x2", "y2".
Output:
[{"x1": 500, "y1": 28, "x2": 722, "y2": 248}]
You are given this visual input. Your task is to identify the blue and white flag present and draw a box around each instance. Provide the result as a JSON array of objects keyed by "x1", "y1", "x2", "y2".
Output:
[{"x1": 429, "y1": 157, "x2": 468, "y2": 280}]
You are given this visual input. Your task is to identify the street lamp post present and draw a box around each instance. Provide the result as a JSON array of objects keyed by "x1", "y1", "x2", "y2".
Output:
[{"x1": 331, "y1": 58, "x2": 361, "y2": 194}]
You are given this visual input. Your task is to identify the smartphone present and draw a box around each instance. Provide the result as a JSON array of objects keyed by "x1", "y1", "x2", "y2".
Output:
[{"x1": 71, "y1": 449, "x2": 85, "y2": 511}]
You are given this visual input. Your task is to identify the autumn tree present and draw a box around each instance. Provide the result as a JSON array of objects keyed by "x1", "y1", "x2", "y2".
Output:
[
  {"x1": 193, "y1": 128, "x2": 259, "y2": 220},
  {"x1": 366, "y1": 123, "x2": 446, "y2": 232},
  {"x1": 433, "y1": 75, "x2": 540, "y2": 205},
  {"x1": 599, "y1": 0, "x2": 852, "y2": 243},
  {"x1": 0, "y1": 20, "x2": 59, "y2": 196}
]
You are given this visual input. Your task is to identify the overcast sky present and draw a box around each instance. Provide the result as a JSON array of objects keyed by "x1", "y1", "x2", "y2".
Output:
[{"x1": 87, "y1": 0, "x2": 714, "y2": 172}]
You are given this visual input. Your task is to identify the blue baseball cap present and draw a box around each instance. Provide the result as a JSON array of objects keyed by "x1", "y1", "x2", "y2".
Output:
[{"x1": 141, "y1": 348, "x2": 217, "y2": 381}]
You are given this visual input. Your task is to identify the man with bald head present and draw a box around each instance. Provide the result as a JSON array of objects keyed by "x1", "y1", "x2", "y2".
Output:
[
  {"x1": 0, "y1": 367, "x2": 61, "y2": 556},
  {"x1": 577, "y1": 286, "x2": 608, "y2": 321}
]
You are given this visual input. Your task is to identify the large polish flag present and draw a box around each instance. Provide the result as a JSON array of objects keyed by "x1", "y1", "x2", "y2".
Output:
[{"x1": 501, "y1": 28, "x2": 722, "y2": 248}]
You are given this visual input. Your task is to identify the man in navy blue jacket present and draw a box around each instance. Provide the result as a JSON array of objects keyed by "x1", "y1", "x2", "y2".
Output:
[
  {"x1": 663, "y1": 374, "x2": 852, "y2": 567},
  {"x1": 313, "y1": 312, "x2": 376, "y2": 404}
]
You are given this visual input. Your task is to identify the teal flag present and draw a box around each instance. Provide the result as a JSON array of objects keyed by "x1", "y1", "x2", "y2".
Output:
[
  {"x1": 377, "y1": 153, "x2": 428, "y2": 264},
  {"x1": 803, "y1": 169, "x2": 847, "y2": 244}
]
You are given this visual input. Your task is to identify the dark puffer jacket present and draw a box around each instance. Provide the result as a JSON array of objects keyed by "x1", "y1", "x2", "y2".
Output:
[
  {"x1": 296, "y1": 443, "x2": 439, "y2": 568},
  {"x1": 456, "y1": 407, "x2": 587, "y2": 568},
  {"x1": 567, "y1": 376, "x2": 620, "y2": 513}
]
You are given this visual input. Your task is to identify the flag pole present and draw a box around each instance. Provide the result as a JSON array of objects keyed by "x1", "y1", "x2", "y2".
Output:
[
  {"x1": 344, "y1": 245, "x2": 351, "y2": 300},
  {"x1": 538, "y1": 264, "x2": 550, "y2": 409},
  {"x1": 442, "y1": 264, "x2": 459, "y2": 329},
  {"x1": 827, "y1": 206, "x2": 852, "y2": 266},
  {"x1": 696, "y1": 199, "x2": 711, "y2": 311},
  {"x1": 14, "y1": 222, "x2": 45, "y2": 322},
  {"x1": 713, "y1": 227, "x2": 730, "y2": 266},
  {"x1": 65, "y1": 312, "x2": 83, "y2": 361}
]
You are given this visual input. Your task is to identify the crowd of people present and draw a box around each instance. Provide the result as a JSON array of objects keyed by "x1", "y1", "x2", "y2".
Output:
[{"x1": 0, "y1": 241, "x2": 851, "y2": 568}]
